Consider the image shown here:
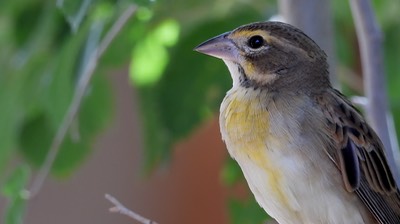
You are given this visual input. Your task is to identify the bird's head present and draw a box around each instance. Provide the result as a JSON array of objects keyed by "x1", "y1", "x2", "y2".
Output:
[{"x1": 195, "y1": 21, "x2": 330, "y2": 92}]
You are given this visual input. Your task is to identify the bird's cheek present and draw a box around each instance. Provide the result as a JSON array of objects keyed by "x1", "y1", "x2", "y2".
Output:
[
  {"x1": 242, "y1": 60, "x2": 257, "y2": 77},
  {"x1": 242, "y1": 59, "x2": 279, "y2": 85}
]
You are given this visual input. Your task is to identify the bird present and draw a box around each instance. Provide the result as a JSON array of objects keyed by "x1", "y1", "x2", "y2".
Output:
[{"x1": 194, "y1": 21, "x2": 400, "y2": 224}]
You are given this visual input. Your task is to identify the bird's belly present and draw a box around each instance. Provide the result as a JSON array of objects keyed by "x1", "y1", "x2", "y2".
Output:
[
  {"x1": 231, "y1": 144, "x2": 369, "y2": 224},
  {"x1": 220, "y1": 92, "x2": 371, "y2": 224}
]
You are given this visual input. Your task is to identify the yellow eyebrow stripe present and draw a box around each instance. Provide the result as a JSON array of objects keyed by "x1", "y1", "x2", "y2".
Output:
[{"x1": 230, "y1": 30, "x2": 272, "y2": 43}]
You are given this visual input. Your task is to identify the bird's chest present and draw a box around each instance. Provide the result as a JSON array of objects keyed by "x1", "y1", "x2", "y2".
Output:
[
  {"x1": 221, "y1": 95, "x2": 270, "y2": 153},
  {"x1": 219, "y1": 89, "x2": 291, "y2": 163}
]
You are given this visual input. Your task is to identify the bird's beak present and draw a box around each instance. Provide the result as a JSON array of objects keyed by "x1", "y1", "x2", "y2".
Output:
[{"x1": 194, "y1": 32, "x2": 238, "y2": 62}]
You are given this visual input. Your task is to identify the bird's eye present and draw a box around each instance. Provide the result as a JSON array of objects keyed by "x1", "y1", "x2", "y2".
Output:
[{"x1": 248, "y1": 35, "x2": 264, "y2": 49}]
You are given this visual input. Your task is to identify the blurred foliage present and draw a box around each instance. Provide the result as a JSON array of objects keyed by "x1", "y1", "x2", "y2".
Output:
[
  {"x1": 0, "y1": 0, "x2": 399, "y2": 223},
  {"x1": 229, "y1": 197, "x2": 268, "y2": 224},
  {"x1": 1, "y1": 165, "x2": 30, "y2": 224},
  {"x1": 0, "y1": 0, "x2": 130, "y2": 223}
]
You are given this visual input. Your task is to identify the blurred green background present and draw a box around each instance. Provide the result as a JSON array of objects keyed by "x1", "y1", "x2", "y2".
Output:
[{"x1": 0, "y1": 0, "x2": 399, "y2": 223}]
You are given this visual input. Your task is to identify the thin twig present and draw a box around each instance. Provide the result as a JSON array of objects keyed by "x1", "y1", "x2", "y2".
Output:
[
  {"x1": 24, "y1": 5, "x2": 137, "y2": 198},
  {"x1": 105, "y1": 194, "x2": 159, "y2": 224},
  {"x1": 349, "y1": 0, "x2": 400, "y2": 184}
]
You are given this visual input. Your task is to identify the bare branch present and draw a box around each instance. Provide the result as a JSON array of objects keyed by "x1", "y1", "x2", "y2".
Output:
[
  {"x1": 105, "y1": 194, "x2": 159, "y2": 224},
  {"x1": 349, "y1": 0, "x2": 400, "y2": 184},
  {"x1": 24, "y1": 5, "x2": 138, "y2": 198}
]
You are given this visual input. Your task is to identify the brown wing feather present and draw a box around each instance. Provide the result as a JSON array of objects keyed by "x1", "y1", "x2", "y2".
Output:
[{"x1": 316, "y1": 89, "x2": 400, "y2": 224}]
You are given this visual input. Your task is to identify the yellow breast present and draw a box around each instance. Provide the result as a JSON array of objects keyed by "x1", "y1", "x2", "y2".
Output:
[
  {"x1": 223, "y1": 92, "x2": 269, "y2": 154},
  {"x1": 220, "y1": 89, "x2": 290, "y2": 209}
]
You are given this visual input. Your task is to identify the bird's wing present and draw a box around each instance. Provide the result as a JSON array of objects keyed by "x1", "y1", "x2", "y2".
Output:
[{"x1": 316, "y1": 89, "x2": 400, "y2": 224}]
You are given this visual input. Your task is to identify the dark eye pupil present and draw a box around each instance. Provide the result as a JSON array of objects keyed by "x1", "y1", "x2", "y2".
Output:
[{"x1": 248, "y1": 35, "x2": 264, "y2": 49}]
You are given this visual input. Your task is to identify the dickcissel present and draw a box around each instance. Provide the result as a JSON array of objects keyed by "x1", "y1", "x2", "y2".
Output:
[{"x1": 195, "y1": 21, "x2": 400, "y2": 224}]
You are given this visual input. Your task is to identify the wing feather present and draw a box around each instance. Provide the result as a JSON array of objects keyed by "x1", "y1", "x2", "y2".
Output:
[{"x1": 316, "y1": 89, "x2": 400, "y2": 223}]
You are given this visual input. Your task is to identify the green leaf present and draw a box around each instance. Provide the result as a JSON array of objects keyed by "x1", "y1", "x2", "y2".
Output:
[
  {"x1": 228, "y1": 197, "x2": 269, "y2": 224},
  {"x1": 100, "y1": 18, "x2": 143, "y2": 67},
  {"x1": 18, "y1": 73, "x2": 112, "y2": 176},
  {"x1": 57, "y1": 0, "x2": 94, "y2": 32},
  {"x1": 0, "y1": 0, "x2": 113, "y2": 177},
  {"x1": 0, "y1": 81, "x2": 20, "y2": 173},
  {"x1": 79, "y1": 72, "x2": 113, "y2": 137},
  {"x1": 221, "y1": 158, "x2": 244, "y2": 186},
  {"x1": 42, "y1": 22, "x2": 89, "y2": 129},
  {"x1": 2, "y1": 165, "x2": 30, "y2": 198},
  {"x1": 4, "y1": 196, "x2": 26, "y2": 224},
  {"x1": 130, "y1": 19, "x2": 180, "y2": 86},
  {"x1": 135, "y1": 6, "x2": 153, "y2": 22},
  {"x1": 127, "y1": 0, "x2": 155, "y2": 7},
  {"x1": 90, "y1": 1, "x2": 114, "y2": 22},
  {"x1": 0, "y1": 1, "x2": 63, "y2": 173},
  {"x1": 2, "y1": 165, "x2": 30, "y2": 224}
]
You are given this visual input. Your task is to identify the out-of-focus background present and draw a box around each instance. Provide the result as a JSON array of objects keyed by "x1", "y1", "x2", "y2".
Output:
[{"x1": 0, "y1": 0, "x2": 399, "y2": 224}]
